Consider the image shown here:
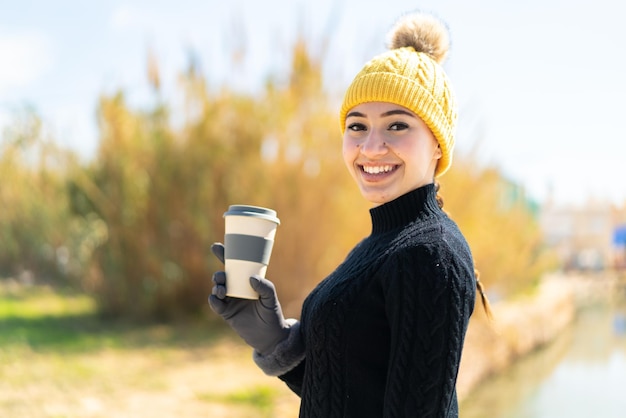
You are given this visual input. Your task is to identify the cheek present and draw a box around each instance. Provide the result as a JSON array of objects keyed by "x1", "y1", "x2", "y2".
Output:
[
  {"x1": 397, "y1": 143, "x2": 428, "y2": 168},
  {"x1": 342, "y1": 137, "x2": 357, "y2": 164}
]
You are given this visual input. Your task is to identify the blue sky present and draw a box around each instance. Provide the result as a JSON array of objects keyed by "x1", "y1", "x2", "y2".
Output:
[{"x1": 1, "y1": 0, "x2": 625, "y2": 206}]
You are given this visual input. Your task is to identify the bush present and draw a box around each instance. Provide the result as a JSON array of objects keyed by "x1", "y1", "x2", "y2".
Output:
[
  {"x1": 68, "y1": 41, "x2": 367, "y2": 319},
  {"x1": 3, "y1": 40, "x2": 555, "y2": 320},
  {"x1": 441, "y1": 155, "x2": 558, "y2": 299},
  {"x1": 0, "y1": 110, "x2": 75, "y2": 283}
]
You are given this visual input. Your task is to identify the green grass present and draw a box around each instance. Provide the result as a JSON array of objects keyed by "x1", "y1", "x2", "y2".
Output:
[
  {"x1": 196, "y1": 385, "x2": 280, "y2": 415},
  {"x1": 0, "y1": 281, "x2": 301, "y2": 417},
  {"x1": 0, "y1": 283, "x2": 101, "y2": 352},
  {"x1": 0, "y1": 284, "x2": 95, "y2": 318},
  {"x1": 0, "y1": 281, "x2": 223, "y2": 353}
]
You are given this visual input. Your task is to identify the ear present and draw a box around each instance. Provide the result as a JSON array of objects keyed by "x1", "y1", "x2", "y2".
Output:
[{"x1": 433, "y1": 145, "x2": 443, "y2": 160}]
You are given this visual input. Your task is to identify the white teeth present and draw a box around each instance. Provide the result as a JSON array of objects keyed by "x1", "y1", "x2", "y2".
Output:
[{"x1": 362, "y1": 165, "x2": 394, "y2": 174}]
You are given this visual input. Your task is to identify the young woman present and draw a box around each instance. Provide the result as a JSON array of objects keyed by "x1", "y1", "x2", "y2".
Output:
[{"x1": 210, "y1": 11, "x2": 490, "y2": 417}]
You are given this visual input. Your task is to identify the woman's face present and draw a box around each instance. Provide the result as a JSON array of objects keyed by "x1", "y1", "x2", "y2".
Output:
[{"x1": 342, "y1": 102, "x2": 442, "y2": 206}]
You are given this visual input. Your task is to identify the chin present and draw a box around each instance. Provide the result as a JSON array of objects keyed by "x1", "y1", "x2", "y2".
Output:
[
  {"x1": 358, "y1": 184, "x2": 406, "y2": 205},
  {"x1": 362, "y1": 192, "x2": 396, "y2": 206}
]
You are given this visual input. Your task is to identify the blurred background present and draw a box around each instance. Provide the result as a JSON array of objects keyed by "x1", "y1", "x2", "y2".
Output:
[{"x1": 1, "y1": 0, "x2": 625, "y2": 417}]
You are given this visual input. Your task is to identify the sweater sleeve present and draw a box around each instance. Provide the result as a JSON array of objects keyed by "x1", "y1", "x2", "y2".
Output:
[
  {"x1": 278, "y1": 358, "x2": 306, "y2": 397},
  {"x1": 382, "y1": 245, "x2": 474, "y2": 418}
]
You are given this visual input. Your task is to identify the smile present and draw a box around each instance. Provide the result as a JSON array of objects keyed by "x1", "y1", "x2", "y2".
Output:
[{"x1": 360, "y1": 165, "x2": 397, "y2": 174}]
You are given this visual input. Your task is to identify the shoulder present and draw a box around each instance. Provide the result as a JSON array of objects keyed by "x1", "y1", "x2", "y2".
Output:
[
  {"x1": 383, "y1": 216, "x2": 474, "y2": 288},
  {"x1": 394, "y1": 215, "x2": 472, "y2": 263}
]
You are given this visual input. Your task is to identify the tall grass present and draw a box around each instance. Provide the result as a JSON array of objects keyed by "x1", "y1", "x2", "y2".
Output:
[{"x1": 0, "y1": 38, "x2": 555, "y2": 320}]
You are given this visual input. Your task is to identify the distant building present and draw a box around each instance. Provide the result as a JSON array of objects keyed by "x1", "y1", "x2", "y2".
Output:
[
  {"x1": 540, "y1": 197, "x2": 626, "y2": 271},
  {"x1": 613, "y1": 225, "x2": 626, "y2": 269}
]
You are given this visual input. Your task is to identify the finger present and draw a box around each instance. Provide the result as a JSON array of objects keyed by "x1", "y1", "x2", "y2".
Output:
[
  {"x1": 212, "y1": 283, "x2": 227, "y2": 299},
  {"x1": 211, "y1": 243, "x2": 225, "y2": 264},
  {"x1": 212, "y1": 271, "x2": 226, "y2": 286},
  {"x1": 249, "y1": 275, "x2": 275, "y2": 301},
  {"x1": 208, "y1": 294, "x2": 228, "y2": 314}
]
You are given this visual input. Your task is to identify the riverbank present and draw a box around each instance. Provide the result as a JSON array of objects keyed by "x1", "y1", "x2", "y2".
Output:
[{"x1": 456, "y1": 271, "x2": 623, "y2": 400}]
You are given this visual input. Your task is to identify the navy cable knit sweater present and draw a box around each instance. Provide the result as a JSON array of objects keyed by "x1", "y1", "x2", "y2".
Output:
[{"x1": 279, "y1": 184, "x2": 476, "y2": 417}]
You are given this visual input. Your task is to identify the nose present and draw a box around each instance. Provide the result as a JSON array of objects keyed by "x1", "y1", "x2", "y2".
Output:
[{"x1": 359, "y1": 130, "x2": 388, "y2": 158}]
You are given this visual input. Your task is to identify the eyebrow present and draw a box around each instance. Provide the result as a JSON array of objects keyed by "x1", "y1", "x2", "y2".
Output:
[{"x1": 345, "y1": 109, "x2": 416, "y2": 119}]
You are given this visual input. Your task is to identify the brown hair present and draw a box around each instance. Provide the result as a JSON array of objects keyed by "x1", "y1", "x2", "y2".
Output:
[{"x1": 434, "y1": 182, "x2": 494, "y2": 320}]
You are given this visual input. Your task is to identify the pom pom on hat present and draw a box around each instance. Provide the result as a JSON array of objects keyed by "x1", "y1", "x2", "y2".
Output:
[
  {"x1": 340, "y1": 12, "x2": 458, "y2": 178},
  {"x1": 387, "y1": 12, "x2": 450, "y2": 64}
]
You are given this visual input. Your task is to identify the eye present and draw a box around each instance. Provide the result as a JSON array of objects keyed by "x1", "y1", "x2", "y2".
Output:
[
  {"x1": 389, "y1": 122, "x2": 409, "y2": 131},
  {"x1": 347, "y1": 122, "x2": 367, "y2": 132}
]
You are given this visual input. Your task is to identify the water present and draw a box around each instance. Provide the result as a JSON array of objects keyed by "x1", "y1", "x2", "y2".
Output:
[{"x1": 460, "y1": 292, "x2": 626, "y2": 418}]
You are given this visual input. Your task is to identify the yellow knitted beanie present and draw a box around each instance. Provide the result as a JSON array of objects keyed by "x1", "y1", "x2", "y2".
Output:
[{"x1": 340, "y1": 12, "x2": 458, "y2": 177}]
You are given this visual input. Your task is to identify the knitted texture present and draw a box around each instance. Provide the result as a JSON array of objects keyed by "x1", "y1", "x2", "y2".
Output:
[
  {"x1": 339, "y1": 47, "x2": 457, "y2": 178},
  {"x1": 279, "y1": 184, "x2": 476, "y2": 417}
]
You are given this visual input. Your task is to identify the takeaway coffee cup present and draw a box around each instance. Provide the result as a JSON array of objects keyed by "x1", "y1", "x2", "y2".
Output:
[{"x1": 223, "y1": 205, "x2": 280, "y2": 299}]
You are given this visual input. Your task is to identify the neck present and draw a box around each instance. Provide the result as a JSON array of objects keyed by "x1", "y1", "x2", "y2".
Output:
[{"x1": 370, "y1": 184, "x2": 441, "y2": 235}]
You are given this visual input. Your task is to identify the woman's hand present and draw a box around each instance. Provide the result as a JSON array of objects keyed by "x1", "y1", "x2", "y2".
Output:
[{"x1": 209, "y1": 243, "x2": 291, "y2": 356}]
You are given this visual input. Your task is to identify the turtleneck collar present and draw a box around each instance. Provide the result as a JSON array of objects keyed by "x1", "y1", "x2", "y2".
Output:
[{"x1": 369, "y1": 183, "x2": 442, "y2": 235}]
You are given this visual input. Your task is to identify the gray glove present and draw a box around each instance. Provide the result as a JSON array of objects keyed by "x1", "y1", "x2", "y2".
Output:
[{"x1": 209, "y1": 243, "x2": 291, "y2": 356}]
